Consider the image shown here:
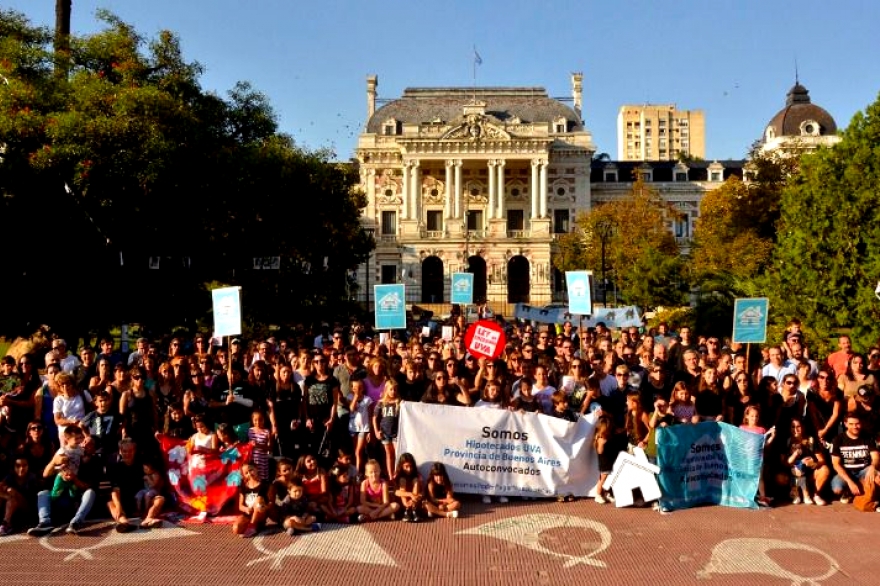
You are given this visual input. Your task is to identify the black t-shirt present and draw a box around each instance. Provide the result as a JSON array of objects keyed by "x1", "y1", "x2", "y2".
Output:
[
  {"x1": 269, "y1": 384, "x2": 304, "y2": 428},
  {"x1": 239, "y1": 479, "x2": 270, "y2": 508},
  {"x1": 304, "y1": 375, "x2": 338, "y2": 422},
  {"x1": 108, "y1": 457, "x2": 143, "y2": 502},
  {"x1": 81, "y1": 411, "x2": 121, "y2": 457},
  {"x1": 396, "y1": 373, "x2": 426, "y2": 403},
  {"x1": 694, "y1": 389, "x2": 723, "y2": 419},
  {"x1": 212, "y1": 380, "x2": 256, "y2": 426},
  {"x1": 832, "y1": 432, "x2": 876, "y2": 473}
]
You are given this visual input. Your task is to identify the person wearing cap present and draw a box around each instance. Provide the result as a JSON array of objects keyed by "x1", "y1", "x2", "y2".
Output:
[{"x1": 847, "y1": 385, "x2": 879, "y2": 439}]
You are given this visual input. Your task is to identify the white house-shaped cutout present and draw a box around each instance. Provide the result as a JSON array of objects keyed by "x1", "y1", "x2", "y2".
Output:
[{"x1": 602, "y1": 447, "x2": 661, "y2": 508}]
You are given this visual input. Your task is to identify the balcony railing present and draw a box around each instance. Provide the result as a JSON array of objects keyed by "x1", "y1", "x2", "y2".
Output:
[
  {"x1": 425, "y1": 230, "x2": 445, "y2": 239},
  {"x1": 507, "y1": 230, "x2": 526, "y2": 238}
]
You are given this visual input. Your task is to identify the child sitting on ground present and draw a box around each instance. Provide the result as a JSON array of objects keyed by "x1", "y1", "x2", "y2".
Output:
[
  {"x1": 393, "y1": 452, "x2": 424, "y2": 523},
  {"x1": 423, "y1": 462, "x2": 460, "y2": 519},
  {"x1": 281, "y1": 478, "x2": 320, "y2": 535},
  {"x1": 357, "y1": 459, "x2": 400, "y2": 523},
  {"x1": 322, "y1": 463, "x2": 358, "y2": 523}
]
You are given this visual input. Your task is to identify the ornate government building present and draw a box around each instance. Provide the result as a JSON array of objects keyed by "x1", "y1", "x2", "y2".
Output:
[
  {"x1": 355, "y1": 74, "x2": 595, "y2": 309},
  {"x1": 353, "y1": 74, "x2": 787, "y2": 311}
]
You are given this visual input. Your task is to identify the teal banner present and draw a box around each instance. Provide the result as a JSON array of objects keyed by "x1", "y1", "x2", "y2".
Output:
[{"x1": 656, "y1": 422, "x2": 763, "y2": 511}]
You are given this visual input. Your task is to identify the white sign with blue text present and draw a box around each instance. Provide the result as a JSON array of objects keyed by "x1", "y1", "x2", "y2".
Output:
[
  {"x1": 565, "y1": 270, "x2": 593, "y2": 316},
  {"x1": 211, "y1": 286, "x2": 242, "y2": 337}
]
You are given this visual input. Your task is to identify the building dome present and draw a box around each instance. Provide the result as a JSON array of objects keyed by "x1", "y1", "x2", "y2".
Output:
[{"x1": 764, "y1": 82, "x2": 837, "y2": 142}]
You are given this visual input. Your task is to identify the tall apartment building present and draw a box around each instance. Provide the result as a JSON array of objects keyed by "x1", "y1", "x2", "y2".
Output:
[{"x1": 617, "y1": 104, "x2": 705, "y2": 161}]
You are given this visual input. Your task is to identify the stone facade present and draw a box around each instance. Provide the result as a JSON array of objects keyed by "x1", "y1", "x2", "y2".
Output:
[
  {"x1": 355, "y1": 75, "x2": 594, "y2": 307},
  {"x1": 354, "y1": 75, "x2": 744, "y2": 309}
]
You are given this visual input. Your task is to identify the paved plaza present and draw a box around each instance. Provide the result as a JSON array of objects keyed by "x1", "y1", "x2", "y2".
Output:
[{"x1": 0, "y1": 497, "x2": 875, "y2": 586}]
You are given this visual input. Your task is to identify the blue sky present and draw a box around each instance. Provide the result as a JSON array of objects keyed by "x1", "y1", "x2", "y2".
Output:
[{"x1": 6, "y1": 1, "x2": 880, "y2": 160}]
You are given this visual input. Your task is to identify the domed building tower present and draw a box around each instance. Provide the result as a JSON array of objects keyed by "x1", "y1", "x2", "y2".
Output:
[{"x1": 759, "y1": 80, "x2": 841, "y2": 155}]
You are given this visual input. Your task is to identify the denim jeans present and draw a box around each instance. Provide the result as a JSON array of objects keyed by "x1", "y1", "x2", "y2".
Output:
[
  {"x1": 37, "y1": 489, "x2": 96, "y2": 524},
  {"x1": 830, "y1": 467, "x2": 869, "y2": 494}
]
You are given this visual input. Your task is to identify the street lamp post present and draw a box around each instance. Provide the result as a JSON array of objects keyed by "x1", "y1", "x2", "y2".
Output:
[
  {"x1": 364, "y1": 228, "x2": 375, "y2": 315},
  {"x1": 595, "y1": 219, "x2": 614, "y2": 308}
]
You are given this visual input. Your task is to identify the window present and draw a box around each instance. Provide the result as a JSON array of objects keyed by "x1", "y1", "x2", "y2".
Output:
[
  {"x1": 467, "y1": 210, "x2": 483, "y2": 231},
  {"x1": 675, "y1": 172, "x2": 688, "y2": 182},
  {"x1": 381, "y1": 211, "x2": 397, "y2": 235},
  {"x1": 604, "y1": 172, "x2": 617, "y2": 182},
  {"x1": 507, "y1": 210, "x2": 524, "y2": 231},
  {"x1": 554, "y1": 209, "x2": 569, "y2": 233},
  {"x1": 426, "y1": 210, "x2": 443, "y2": 232},
  {"x1": 710, "y1": 172, "x2": 722, "y2": 182},
  {"x1": 380, "y1": 265, "x2": 397, "y2": 284},
  {"x1": 673, "y1": 218, "x2": 690, "y2": 238}
]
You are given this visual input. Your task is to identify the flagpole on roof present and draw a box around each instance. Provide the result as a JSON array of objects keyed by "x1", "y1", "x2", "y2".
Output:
[{"x1": 472, "y1": 46, "x2": 482, "y2": 103}]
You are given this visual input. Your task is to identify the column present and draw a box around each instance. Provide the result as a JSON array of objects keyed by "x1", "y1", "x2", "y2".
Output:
[
  {"x1": 444, "y1": 160, "x2": 453, "y2": 219},
  {"x1": 410, "y1": 159, "x2": 421, "y2": 225},
  {"x1": 454, "y1": 160, "x2": 463, "y2": 218},
  {"x1": 496, "y1": 159, "x2": 506, "y2": 218},
  {"x1": 539, "y1": 159, "x2": 548, "y2": 218},
  {"x1": 487, "y1": 160, "x2": 496, "y2": 220},
  {"x1": 365, "y1": 168, "x2": 376, "y2": 220},
  {"x1": 401, "y1": 162, "x2": 411, "y2": 220},
  {"x1": 530, "y1": 159, "x2": 540, "y2": 220}
]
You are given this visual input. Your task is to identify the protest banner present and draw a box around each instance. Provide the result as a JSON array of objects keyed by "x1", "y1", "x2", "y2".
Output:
[
  {"x1": 397, "y1": 403, "x2": 599, "y2": 498},
  {"x1": 655, "y1": 422, "x2": 764, "y2": 511},
  {"x1": 464, "y1": 320, "x2": 506, "y2": 360},
  {"x1": 158, "y1": 434, "x2": 252, "y2": 516},
  {"x1": 514, "y1": 303, "x2": 642, "y2": 328}
]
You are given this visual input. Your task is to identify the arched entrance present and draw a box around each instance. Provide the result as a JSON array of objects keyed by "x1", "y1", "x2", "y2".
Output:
[
  {"x1": 507, "y1": 256, "x2": 530, "y2": 303},
  {"x1": 466, "y1": 255, "x2": 487, "y2": 304},
  {"x1": 421, "y1": 256, "x2": 444, "y2": 303}
]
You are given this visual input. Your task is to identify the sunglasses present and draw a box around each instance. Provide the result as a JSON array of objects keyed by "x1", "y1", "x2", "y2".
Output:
[
  {"x1": 131, "y1": 375, "x2": 142, "y2": 380},
  {"x1": 28, "y1": 425, "x2": 43, "y2": 431}
]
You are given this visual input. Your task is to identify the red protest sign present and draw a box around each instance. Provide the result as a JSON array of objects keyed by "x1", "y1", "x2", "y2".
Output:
[{"x1": 464, "y1": 320, "x2": 506, "y2": 360}]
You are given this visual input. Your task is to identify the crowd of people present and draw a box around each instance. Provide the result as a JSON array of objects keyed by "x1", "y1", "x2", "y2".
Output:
[{"x1": 0, "y1": 315, "x2": 878, "y2": 538}]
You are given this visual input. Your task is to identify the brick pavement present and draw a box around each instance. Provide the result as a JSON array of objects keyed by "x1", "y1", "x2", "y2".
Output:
[{"x1": 0, "y1": 498, "x2": 876, "y2": 586}]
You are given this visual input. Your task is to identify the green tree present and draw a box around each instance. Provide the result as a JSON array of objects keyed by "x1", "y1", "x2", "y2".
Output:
[
  {"x1": 554, "y1": 174, "x2": 686, "y2": 309},
  {"x1": 0, "y1": 9, "x2": 370, "y2": 337},
  {"x1": 764, "y1": 91, "x2": 880, "y2": 350}
]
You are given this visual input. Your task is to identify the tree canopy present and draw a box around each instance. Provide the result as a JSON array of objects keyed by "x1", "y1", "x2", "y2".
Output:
[
  {"x1": 554, "y1": 175, "x2": 686, "y2": 310},
  {"x1": 0, "y1": 9, "x2": 370, "y2": 338},
  {"x1": 763, "y1": 91, "x2": 880, "y2": 351}
]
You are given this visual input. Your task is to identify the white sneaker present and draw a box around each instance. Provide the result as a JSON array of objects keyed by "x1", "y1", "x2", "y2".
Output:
[
  {"x1": 792, "y1": 496, "x2": 802, "y2": 505},
  {"x1": 606, "y1": 493, "x2": 615, "y2": 503},
  {"x1": 449, "y1": 510, "x2": 459, "y2": 519},
  {"x1": 594, "y1": 494, "x2": 606, "y2": 504},
  {"x1": 803, "y1": 496, "x2": 814, "y2": 505},
  {"x1": 482, "y1": 496, "x2": 492, "y2": 504},
  {"x1": 497, "y1": 496, "x2": 509, "y2": 504}
]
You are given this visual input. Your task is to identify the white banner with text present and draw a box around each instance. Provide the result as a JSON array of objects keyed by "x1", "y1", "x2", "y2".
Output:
[{"x1": 398, "y1": 403, "x2": 599, "y2": 498}]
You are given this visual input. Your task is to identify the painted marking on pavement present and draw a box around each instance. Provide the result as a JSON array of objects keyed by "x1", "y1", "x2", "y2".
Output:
[{"x1": 457, "y1": 514, "x2": 611, "y2": 568}]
